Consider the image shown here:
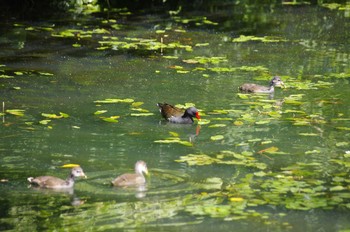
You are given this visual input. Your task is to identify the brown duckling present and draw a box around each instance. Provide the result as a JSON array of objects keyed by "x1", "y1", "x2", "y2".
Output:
[
  {"x1": 27, "y1": 166, "x2": 86, "y2": 189},
  {"x1": 157, "y1": 103, "x2": 200, "y2": 124},
  {"x1": 111, "y1": 161, "x2": 148, "y2": 187},
  {"x1": 239, "y1": 76, "x2": 285, "y2": 93}
]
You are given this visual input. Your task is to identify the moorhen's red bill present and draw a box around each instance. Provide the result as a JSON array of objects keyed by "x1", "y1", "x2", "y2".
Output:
[
  {"x1": 157, "y1": 103, "x2": 200, "y2": 124},
  {"x1": 239, "y1": 76, "x2": 285, "y2": 93}
]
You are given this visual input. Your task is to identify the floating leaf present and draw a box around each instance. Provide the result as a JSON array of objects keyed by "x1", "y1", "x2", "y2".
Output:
[
  {"x1": 336, "y1": 142, "x2": 349, "y2": 147},
  {"x1": 336, "y1": 127, "x2": 350, "y2": 131},
  {"x1": 254, "y1": 171, "x2": 267, "y2": 177},
  {"x1": 258, "y1": 146, "x2": 279, "y2": 154},
  {"x1": 154, "y1": 138, "x2": 193, "y2": 147},
  {"x1": 61, "y1": 164, "x2": 80, "y2": 168},
  {"x1": 209, "y1": 124, "x2": 226, "y2": 128},
  {"x1": 305, "y1": 150, "x2": 321, "y2": 154},
  {"x1": 255, "y1": 120, "x2": 270, "y2": 125},
  {"x1": 130, "y1": 113, "x2": 154, "y2": 117},
  {"x1": 0, "y1": 75, "x2": 14, "y2": 78},
  {"x1": 169, "y1": 131, "x2": 179, "y2": 137},
  {"x1": 330, "y1": 186, "x2": 345, "y2": 192},
  {"x1": 39, "y1": 119, "x2": 51, "y2": 125},
  {"x1": 94, "y1": 98, "x2": 134, "y2": 104},
  {"x1": 94, "y1": 110, "x2": 108, "y2": 115},
  {"x1": 39, "y1": 72, "x2": 54, "y2": 76},
  {"x1": 198, "y1": 119, "x2": 210, "y2": 125},
  {"x1": 237, "y1": 93, "x2": 249, "y2": 99},
  {"x1": 6, "y1": 109, "x2": 25, "y2": 116},
  {"x1": 233, "y1": 120, "x2": 244, "y2": 126},
  {"x1": 131, "y1": 101, "x2": 144, "y2": 107},
  {"x1": 41, "y1": 112, "x2": 69, "y2": 119},
  {"x1": 211, "y1": 135, "x2": 224, "y2": 141},
  {"x1": 175, "y1": 153, "x2": 219, "y2": 165},
  {"x1": 101, "y1": 116, "x2": 120, "y2": 123},
  {"x1": 299, "y1": 133, "x2": 319, "y2": 136}
]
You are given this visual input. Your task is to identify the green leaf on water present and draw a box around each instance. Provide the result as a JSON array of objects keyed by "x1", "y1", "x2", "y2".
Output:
[
  {"x1": 169, "y1": 131, "x2": 179, "y2": 137},
  {"x1": 233, "y1": 120, "x2": 244, "y2": 126},
  {"x1": 330, "y1": 186, "x2": 345, "y2": 191},
  {"x1": 211, "y1": 135, "x2": 224, "y2": 141},
  {"x1": 130, "y1": 113, "x2": 154, "y2": 116},
  {"x1": 299, "y1": 133, "x2": 319, "y2": 136},
  {"x1": 255, "y1": 120, "x2": 270, "y2": 125},
  {"x1": 336, "y1": 127, "x2": 350, "y2": 131},
  {"x1": 254, "y1": 171, "x2": 267, "y2": 177},
  {"x1": 6, "y1": 109, "x2": 25, "y2": 116},
  {"x1": 94, "y1": 98, "x2": 134, "y2": 104},
  {"x1": 195, "y1": 43, "x2": 210, "y2": 47},
  {"x1": 258, "y1": 146, "x2": 279, "y2": 154},
  {"x1": 336, "y1": 142, "x2": 348, "y2": 147},
  {"x1": 237, "y1": 93, "x2": 249, "y2": 99},
  {"x1": 0, "y1": 75, "x2": 14, "y2": 78},
  {"x1": 101, "y1": 116, "x2": 120, "y2": 123},
  {"x1": 38, "y1": 72, "x2": 54, "y2": 76},
  {"x1": 209, "y1": 124, "x2": 226, "y2": 128},
  {"x1": 305, "y1": 150, "x2": 321, "y2": 154},
  {"x1": 39, "y1": 119, "x2": 51, "y2": 125},
  {"x1": 154, "y1": 138, "x2": 193, "y2": 147},
  {"x1": 41, "y1": 112, "x2": 69, "y2": 119},
  {"x1": 94, "y1": 110, "x2": 108, "y2": 115},
  {"x1": 198, "y1": 119, "x2": 210, "y2": 125}
]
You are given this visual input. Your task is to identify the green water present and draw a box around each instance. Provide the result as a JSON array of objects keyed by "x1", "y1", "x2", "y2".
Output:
[{"x1": 0, "y1": 2, "x2": 350, "y2": 231}]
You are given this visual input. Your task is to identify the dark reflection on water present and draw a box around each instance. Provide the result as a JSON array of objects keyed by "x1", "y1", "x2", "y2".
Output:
[{"x1": 0, "y1": 1, "x2": 350, "y2": 231}]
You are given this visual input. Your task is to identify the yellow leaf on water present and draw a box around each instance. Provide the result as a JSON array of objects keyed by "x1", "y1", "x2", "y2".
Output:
[
  {"x1": 61, "y1": 164, "x2": 80, "y2": 168},
  {"x1": 229, "y1": 197, "x2": 244, "y2": 202},
  {"x1": 258, "y1": 146, "x2": 279, "y2": 154}
]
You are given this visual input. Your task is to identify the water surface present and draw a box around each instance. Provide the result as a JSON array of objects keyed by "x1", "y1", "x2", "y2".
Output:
[{"x1": 0, "y1": 2, "x2": 350, "y2": 231}]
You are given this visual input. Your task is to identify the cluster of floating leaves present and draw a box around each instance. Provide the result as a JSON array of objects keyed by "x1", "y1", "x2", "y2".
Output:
[
  {"x1": 176, "y1": 150, "x2": 267, "y2": 170},
  {"x1": 232, "y1": 35, "x2": 288, "y2": 43},
  {"x1": 93, "y1": 98, "x2": 154, "y2": 123},
  {"x1": 154, "y1": 131, "x2": 193, "y2": 147}
]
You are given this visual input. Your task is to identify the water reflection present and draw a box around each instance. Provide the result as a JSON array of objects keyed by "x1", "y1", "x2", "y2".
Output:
[{"x1": 112, "y1": 184, "x2": 147, "y2": 199}]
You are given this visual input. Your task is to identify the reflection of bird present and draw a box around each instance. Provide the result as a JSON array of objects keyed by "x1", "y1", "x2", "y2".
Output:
[
  {"x1": 111, "y1": 161, "x2": 148, "y2": 187},
  {"x1": 157, "y1": 103, "x2": 201, "y2": 124},
  {"x1": 239, "y1": 76, "x2": 285, "y2": 93},
  {"x1": 27, "y1": 166, "x2": 87, "y2": 189}
]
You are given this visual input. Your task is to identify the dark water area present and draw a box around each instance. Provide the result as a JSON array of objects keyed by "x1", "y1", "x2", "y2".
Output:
[{"x1": 0, "y1": 1, "x2": 350, "y2": 231}]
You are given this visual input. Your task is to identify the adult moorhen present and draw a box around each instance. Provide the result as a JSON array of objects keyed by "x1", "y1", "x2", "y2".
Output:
[
  {"x1": 157, "y1": 103, "x2": 200, "y2": 124},
  {"x1": 239, "y1": 76, "x2": 285, "y2": 93},
  {"x1": 27, "y1": 166, "x2": 87, "y2": 189},
  {"x1": 111, "y1": 161, "x2": 148, "y2": 187}
]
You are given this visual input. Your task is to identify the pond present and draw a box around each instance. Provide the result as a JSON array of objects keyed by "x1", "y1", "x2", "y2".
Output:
[{"x1": 0, "y1": 1, "x2": 350, "y2": 231}]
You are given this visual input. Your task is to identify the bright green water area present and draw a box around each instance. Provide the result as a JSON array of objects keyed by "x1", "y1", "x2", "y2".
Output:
[{"x1": 0, "y1": 3, "x2": 350, "y2": 232}]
